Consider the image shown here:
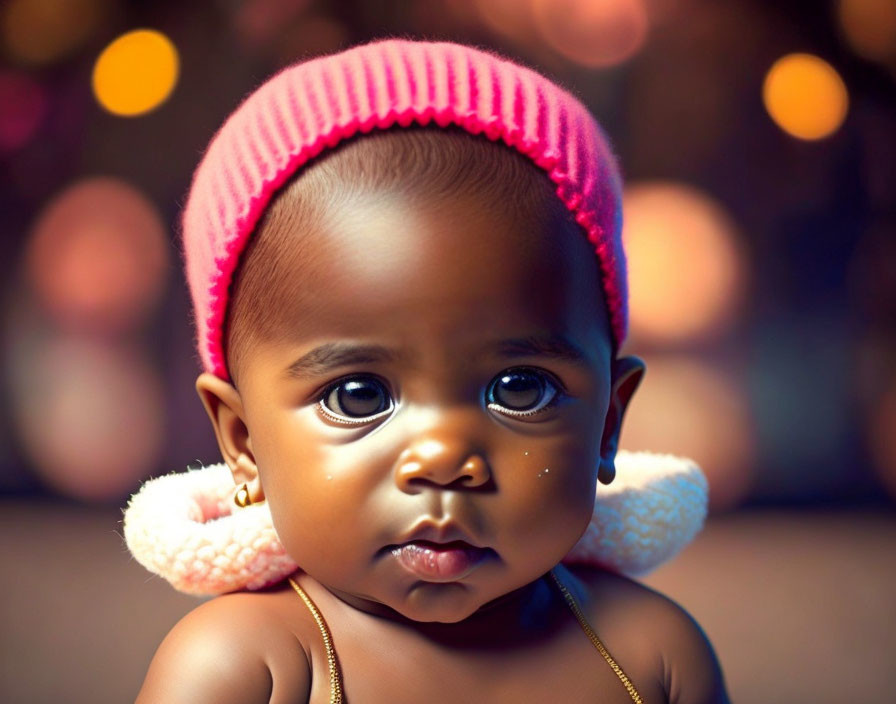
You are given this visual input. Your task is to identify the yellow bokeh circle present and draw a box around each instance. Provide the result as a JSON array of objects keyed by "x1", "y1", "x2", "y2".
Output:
[
  {"x1": 762, "y1": 53, "x2": 848, "y2": 140},
  {"x1": 92, "y1": 29, "x2": 179, "y2": 117}
]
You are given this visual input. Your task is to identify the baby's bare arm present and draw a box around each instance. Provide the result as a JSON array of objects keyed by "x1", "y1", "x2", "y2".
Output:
[
  {"x1": 135, "y1": 594, "x2": 311, "y2": 704},
  {"x1": 650, "y1": 594, "x2": 729, "y2": 704}
]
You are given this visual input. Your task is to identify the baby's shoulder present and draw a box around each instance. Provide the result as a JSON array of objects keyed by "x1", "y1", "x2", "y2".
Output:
[
  {"x1": 568, "y1": 562, "x2": 697, "y2": 631},
  {"x1": 135, "y1": 583, "x2": 313, "y2": 704},
  {"x1": 564, "y1": 564, "x2": 729, "y2": 704}
]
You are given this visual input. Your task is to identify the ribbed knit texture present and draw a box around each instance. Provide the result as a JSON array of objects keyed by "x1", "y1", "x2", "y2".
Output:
[{"x1": 182, "y1": 38, "x2": 628, "y2": 379}]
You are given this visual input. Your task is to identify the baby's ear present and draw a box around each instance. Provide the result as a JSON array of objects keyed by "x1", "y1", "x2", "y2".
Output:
[
  {"x1": 195, "y1": 372, "x2": 265, "y2": 503},
  {"x1": 598, "y1": 355, "x2": 646, "y2": 485}
]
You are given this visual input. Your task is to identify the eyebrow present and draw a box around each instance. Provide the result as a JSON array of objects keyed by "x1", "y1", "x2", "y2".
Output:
[
  {"x1": 283, "y1": 343, "x2": 406, "y2": 380},
  {"x1": 495, "y1": 334, "x2": 590, "y2": 366},
  {"x1": 283, "y1": 333, "x2": 590, "y2": 380}
]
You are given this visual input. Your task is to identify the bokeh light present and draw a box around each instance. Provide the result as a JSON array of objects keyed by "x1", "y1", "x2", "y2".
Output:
[
  {"x1": 26, "y1": 177, "x2": 170, "y2": 332},
  {"x1": 9, "y1": 335, "x2": 165, "y2": 502},
  {"x1": 619, "y1": 356, "x2": 755, "y2": 511},
  {"x1": 623, "y1": 182, "x2": 746, "y2": 345},
  {"x1": 276, "y1": 15, "x2": 349, "y2": 65},
  {"x1": 0, "y1": 0, "x2": 109, "y2": 66},
  {"x1": 473, "y1": 0, "x2": 540, "y2": 45},
  {"x1": 838, "y1": 0, "x2": 896, "y2": 65},
  {"x1": 531, "y1": 0, "x2": 648, "y2": 68},
  {"x1": 233, "y1": 0, "x2": 311, "y2": 49},
  {"x1": 0, "y1": 70, "x2": 48, "y2": 152},
  {"x1": 869, "y1": 376, "x2": 896, "y2": 499},
  {"x1": 763, "y1": 53, "x2": 849, "y2": 141},
  {"x1": 92, "y1": 29, "x2": 180, "y2": 117}
]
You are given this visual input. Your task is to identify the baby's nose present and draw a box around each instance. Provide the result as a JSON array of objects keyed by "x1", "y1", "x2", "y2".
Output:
[{"x1": 394, "y1": 429, "x2": 491, "y2": 493}]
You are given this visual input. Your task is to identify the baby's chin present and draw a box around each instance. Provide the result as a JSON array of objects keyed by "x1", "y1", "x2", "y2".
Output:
[
  {"x1": 386, "y1": 574, "x2": 549, "y2": 626},
  {"x1": 334, "y1": 581, "x2": 511, "y2": 625},
  {"x1": 385, "y1": 582, "x2": 495, "y2": 624}
]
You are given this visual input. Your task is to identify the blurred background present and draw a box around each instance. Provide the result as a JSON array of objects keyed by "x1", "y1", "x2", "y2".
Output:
[{"x1": 1, "y1": 0, "x2": 894, "y2": 702}]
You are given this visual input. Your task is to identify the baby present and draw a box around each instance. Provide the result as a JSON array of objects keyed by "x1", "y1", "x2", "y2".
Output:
[{"x1": 127, "y1": 39, "x2": 728, "y2": 703}]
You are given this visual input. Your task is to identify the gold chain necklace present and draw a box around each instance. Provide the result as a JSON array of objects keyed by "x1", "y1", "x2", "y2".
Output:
[
  {"x1": 289, "y1": 570, "x2": 643, "y2": 704},
  {"x1": 288, "y1": 578, "x2": 344, "y2": 703},
  {"x1": 548, "y1": 569, "x2": 644, "y2": 703}
]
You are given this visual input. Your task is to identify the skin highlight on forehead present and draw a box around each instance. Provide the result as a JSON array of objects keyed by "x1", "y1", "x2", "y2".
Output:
[{"x1": 224, "y1": 125, "x2": 610, "y2": 388}]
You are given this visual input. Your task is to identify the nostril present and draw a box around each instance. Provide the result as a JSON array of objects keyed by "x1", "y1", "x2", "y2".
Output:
[
  {"x1": 460, "y1": 456, "x2": 489, "y2": 484},
  {"x1": 448, "y1": 475, "x2": 483, "y2": 489}
]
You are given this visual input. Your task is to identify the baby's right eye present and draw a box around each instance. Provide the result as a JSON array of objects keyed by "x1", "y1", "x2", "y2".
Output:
[{"x1": 317, "y1": 376, "x2": 394, "y2": 425}]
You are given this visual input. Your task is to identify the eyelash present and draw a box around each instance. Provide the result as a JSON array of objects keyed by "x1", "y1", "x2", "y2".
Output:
[
  {"x1": 317, "y1": 400, "x2": 392, "y2": 426},
  {"x1": 314, "y1": 368, "x2": 564, "y2": 426},
  {"x1": 486, "y1": 396, "x2": 560, "y2": 418}
]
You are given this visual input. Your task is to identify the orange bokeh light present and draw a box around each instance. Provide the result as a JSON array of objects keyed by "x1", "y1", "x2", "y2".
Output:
[
  {"x1": 763, "y1": 53, "x2": 849, "y2": 141},
  {"x1": 619, "y1": 356, "x2": 755, "y2": 512},
  {"x1": 26, "y1": 177, "x2": 170, "y2": 332},
  {"x1": 623, "y1": 182, "x2": 746, "y2": 345},
  {"x1": 92, "y1": 29, "x2": 180, "y2": 117},
  {"x1": 531, "y1": 0, "x2": 648, "y2": 68}
]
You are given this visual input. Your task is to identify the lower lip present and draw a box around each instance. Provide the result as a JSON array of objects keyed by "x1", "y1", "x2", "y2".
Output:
[{"x1": 390, "y1": 541, "x2": 491, "y2": 582}]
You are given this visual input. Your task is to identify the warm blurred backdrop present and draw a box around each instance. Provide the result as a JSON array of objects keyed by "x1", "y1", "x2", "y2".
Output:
[{"x1": 1, "y1": 1, "x2": 894, "y2": 702}]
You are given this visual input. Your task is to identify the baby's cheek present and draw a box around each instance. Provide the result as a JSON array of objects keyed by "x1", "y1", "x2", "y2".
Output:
[
  {"x1": 271, "y1": 471, "x2": 388, "y2": 578},
  {"x1": 499, "y1": 453, "x2": 597, "y2": 555}
]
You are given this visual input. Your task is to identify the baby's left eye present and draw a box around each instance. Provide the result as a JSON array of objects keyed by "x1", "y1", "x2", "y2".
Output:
[
  {"x1": 486, "y1": 368, "x2": 561, "y2": 418},
  {"x1": 317, "y1": 376, "x2": 394, "y2": 426}
]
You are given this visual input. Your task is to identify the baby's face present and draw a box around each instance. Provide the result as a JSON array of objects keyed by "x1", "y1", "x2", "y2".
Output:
[{"x1": 232, "y1": 184, "x2": 614, "y2": 623}]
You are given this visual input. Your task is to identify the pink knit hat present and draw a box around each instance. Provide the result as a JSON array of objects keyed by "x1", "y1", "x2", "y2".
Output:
[{"x1": 182, "y1": 37, "x2": 628, "y2": 380}]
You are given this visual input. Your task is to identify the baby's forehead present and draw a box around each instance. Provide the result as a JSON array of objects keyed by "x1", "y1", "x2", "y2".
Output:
[
  {"x1": 225, "y1": 128, "x2": 614, "y2": 379},
  {"x1": 244, "y1": 129, "x2": 592, "y2": 293},
  {"x1": 280, "y1": 175, "x2": 587, "y2": 283},
  {"x1": 262, "y1": 182, "x2": 606, "y2": 331}
]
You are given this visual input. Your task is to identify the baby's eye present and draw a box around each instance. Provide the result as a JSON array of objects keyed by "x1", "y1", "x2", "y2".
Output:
[
  {"x1": 318, "y1": 376, "x2": 393, "y2": 425},
  {"x1": 486, "y1": 368, "x2": 561, "y2": 419}
]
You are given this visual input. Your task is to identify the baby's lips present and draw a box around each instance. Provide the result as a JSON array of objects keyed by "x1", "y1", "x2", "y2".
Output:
[{"x1": 390, "y1": 541, "x2": 492, "y2": 582}]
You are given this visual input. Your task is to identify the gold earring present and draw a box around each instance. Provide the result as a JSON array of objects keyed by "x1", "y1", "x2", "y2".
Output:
[{"x1": 234, "y1": 483, "x2": 253, "y2": 508}]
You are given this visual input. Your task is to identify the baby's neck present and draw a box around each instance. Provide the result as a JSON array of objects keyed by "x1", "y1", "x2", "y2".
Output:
[{"x1": 319, "y1": 571, "x2": 568, "y2": 650}]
